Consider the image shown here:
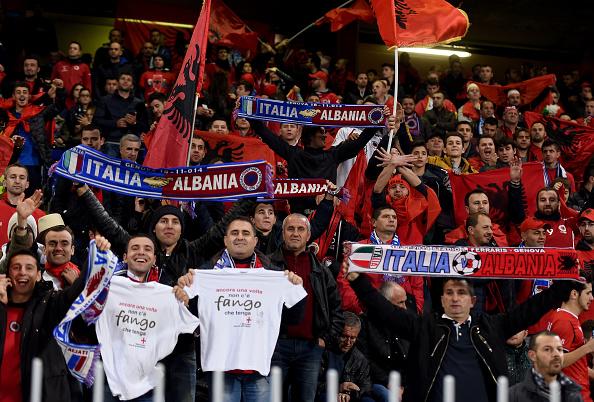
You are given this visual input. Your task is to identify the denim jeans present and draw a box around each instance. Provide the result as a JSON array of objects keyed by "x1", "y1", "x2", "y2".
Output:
[
  {"x1": 208, "y1": 372, "x2": 270, "y2": 402},
  {"x1": 275, "y1": 338, "x2": 325, "y2": 402},
  {"x1": 161, "y1": 350, "x2": 196, "y2": 402},
  {"x1": 372, "y1": 384, "x2": 391, "y2": 402},
  {"x1": 102, "y1": 142, "x2": 121, "y2": 158}
]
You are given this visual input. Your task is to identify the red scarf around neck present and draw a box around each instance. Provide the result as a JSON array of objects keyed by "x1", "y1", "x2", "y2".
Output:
[
  {"x1": 45, "y1": 261, "x2": 80, "y2": 288},
  {"x1": 4, "y1": 105, "x2": 45, "y2": 137}
]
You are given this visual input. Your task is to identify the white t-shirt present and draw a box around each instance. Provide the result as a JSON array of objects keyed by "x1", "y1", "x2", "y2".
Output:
[
  {"x1": 97, "y1": 276, "x2": 200, "y2": 400},
  {"x1": 332, "y1": 127, "x2": 382, "y2": 187},
  {"x1": 185, "y1": 268, "x2": 307, "y2": 376}
]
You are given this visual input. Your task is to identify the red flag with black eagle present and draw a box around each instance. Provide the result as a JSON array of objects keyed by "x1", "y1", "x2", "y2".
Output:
[
  {"x1": 476, "y1": 75, "x2": 555, "y2": 115},
  {"x1": 523, "y1": 111, "x2": 594, "y2": 182},
  {"x1": 315, "y1": 0, "x2": 375, "y2": 32},
  {"x1": 143, "y1": 0, "x2": 211, "y2": 169},
  {"x1": 448, "y1": 162, "x2": 545, "y2": 232},
  {"x1": 366, "y1": 0, "x2": 469, "y2": 48}
]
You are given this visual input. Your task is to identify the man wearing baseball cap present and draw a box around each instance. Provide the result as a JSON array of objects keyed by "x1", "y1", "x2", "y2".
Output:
[
  {"x1": 309, "y1": 71, "x2": 339, "y2": 104},
  {"x1": 500, "y1": 106, "x2": 520, "y2": 138}
]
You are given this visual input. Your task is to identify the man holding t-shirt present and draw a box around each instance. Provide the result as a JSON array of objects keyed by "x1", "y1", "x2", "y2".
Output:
[{"x1": 179, "y1": 216, "x2": 306, "y2": 402}]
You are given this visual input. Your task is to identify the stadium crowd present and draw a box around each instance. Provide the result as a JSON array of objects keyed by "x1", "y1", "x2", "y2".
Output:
[{"x1": 1, "y1": 17, "x2": 594, "y2": 402}]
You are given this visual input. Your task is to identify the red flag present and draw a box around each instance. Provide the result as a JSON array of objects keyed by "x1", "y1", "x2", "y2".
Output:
[
  {"x1": 197, "y1": 130, "x2": 277, "y2": 170},
  {"x1": 449, "y1": 162, "x2": 545, "y2": 228},
  {"x1": 316, "y1": 0, "x2": 375, "y2": 32},
  {"x1": 209, "y1": 0, "x2": 258, "y2": 55},
  {"x1": 367, "y1": 0, "x2": 469, "y2": 48},
  {"x1": 476, "y1": 75, "x2": 555, "y2": 115},
  {"x1": 523, "y1": 111, "x2": 594, "y2": 182},
  {"x1": 337, "y1": 149, "x2": 368, "y2": 225},
  {"x1": 143, "y1": 0, "x2": 211, "y2": 169}
]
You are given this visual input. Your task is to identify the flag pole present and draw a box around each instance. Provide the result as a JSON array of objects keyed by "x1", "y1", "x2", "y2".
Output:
[
  {"x1": 386, "y1": 47, "x2": 398, "y2": 153},
  {"x1": 186, "y1": 93, "x2": 201, "y2": 167},
  {"x1": 288, "y1": 0, "x2": 355, "y2": 42}
]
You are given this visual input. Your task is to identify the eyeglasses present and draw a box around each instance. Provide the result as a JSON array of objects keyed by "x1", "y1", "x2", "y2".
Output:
[{"x1": 340, "y1": 335, "x2": 357, "y2": 342}]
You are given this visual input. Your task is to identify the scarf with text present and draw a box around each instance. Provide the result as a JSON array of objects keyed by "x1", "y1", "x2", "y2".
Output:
[
  {"x1": 344, "y1": 243, "x2": 580, "y2": 280},
  {"x1": 370, "y1": 229, "x2": 403, "y2": 284},
  {"x1": 404, "y1": 114, "x2": 421, "y2": 137},
  {"x1": 53, "y1": 241, "x2": 118, "y2": 386},
  {"x1": 235, "y1": 96, "x2": 388, "y2": 128},
  {"x1": 52, "y1": 145, "x2": 274, "y2": 201}
]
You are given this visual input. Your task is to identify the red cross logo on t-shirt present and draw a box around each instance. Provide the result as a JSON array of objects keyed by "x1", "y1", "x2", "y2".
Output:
[
  {"x1": 246, "y1": 317, "x2": 251, "y2": 323},
  {"x1": 141, "y1": 338, "x2": 146, "y2": 344}
]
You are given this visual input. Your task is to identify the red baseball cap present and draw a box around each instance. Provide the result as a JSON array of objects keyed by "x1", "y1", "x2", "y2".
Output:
[
  {"x1": 520, "y1": 217, "x2": 551, "y2": 233},
  {"x1": 578, "y1": 208, "x2": 594, "y2": 224},
  {"x1": 309, "y1": 71, "x2": 328, "y2": 83}
]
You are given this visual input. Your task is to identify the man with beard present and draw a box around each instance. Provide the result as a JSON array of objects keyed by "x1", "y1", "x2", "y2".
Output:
[
  {"x1": 576, "y1": 209, "x2": 594, "y2": 277},
  {"x1": 309, "y1": 71, "x2": 340, "y2": 104},
  {"x1": 402, "y1": 94, "x2": 431, "y2": 141},
  {"x1": 547, "y1": 271, "x2": 594, "y2": 402},
  {"x1": 542, "y1": 140, "x2": 575, "y2": 191},
  {"x1": 509, "y1": 331, "x2": 582, "y2": 402},
  {"x1": 530, "y1": 121, "x2": 547, "y2": 161},
  {"x1": 533, "y1": 187, "x2": 581, "y2": 248},
  {"x1": 568, "y1": 166, "x2": 594, "y2": 211},
  {"x1": 468, "y1": 135, "x2": 495, "y2": 171}
]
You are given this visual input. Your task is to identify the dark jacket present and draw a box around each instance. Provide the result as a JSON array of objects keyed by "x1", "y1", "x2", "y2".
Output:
[
  {"x1": 76, "y1": 188, "x2": 254, "y2": 284},
  {"x1": 93, "y1": 90, "x2": 148, "y2": 142},
  {"x1": 0, "y1": 263, "x2": 88, "y2": 402},
  {"x1": 317, "y1": 346, "x2": 373, "y2": 401},
  {"x1": 255, "y1": 199, "x2": 334, "y2": 255},
  {"x1": 508, "y1": 369, "x2": 582, "y2": 402},
  {"x1": 423, "y1": 107, "x2": 457, "y2": 136},
  {"x1": 269, "y1": 246, "x2": 345, "y2": 347},
  {"x1": 349, "y1": 275, "x2": 575, "y2": 402},
  {"x1": 358, "y1": 311, "x2": 409, "y2": 387},
  {"x1": 567, "y1": 186, "x2": 591, "y2": 212},
  {"x1": 9, "y1": 88, "x2": 66, "y2": 168},
  {"x1": 93, "y1": 60, "x2": 134, "y2": 100},
  {"x1": 505, "y1": 342, "x2": 532, "y2": 386},
  {"x1": 250, "y1": 118, "x2": 378, "y2": 212}
]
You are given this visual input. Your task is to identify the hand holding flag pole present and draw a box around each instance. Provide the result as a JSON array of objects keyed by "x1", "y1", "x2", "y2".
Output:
[{"x1": 386, "y1": 47, "x2": 399, "y2": 153}]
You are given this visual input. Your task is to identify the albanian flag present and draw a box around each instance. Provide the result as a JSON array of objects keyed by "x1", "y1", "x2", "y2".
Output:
[
  {"x1": 197, "y1": 130, "x2": 277, "y2": 169},
  {"x1": 449, "y1": 162, "x2": 545, "y2": 228},
  {"x1": 524, "y1": 111, "x2": 594, "y2": 182},
  {"x1": 209, "y1": 0, "x2": 259, "y2": 55},
  {"x1": 143, "y1": 0, "x2": 211, "y2": 169},
  {"x1": 316, "y1": 0, "x2": 375, "y2": 32},
  {"x1": 366, "y1": 0, "x2": 469, "y2": 48},
  {"x1": 476, "y1": 74, "x2": 555, "y2": 115}
]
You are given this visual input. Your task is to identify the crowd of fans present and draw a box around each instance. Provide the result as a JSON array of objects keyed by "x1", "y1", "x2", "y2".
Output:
[{"x1": 1, "y1": 19, "x2": 594, "y2": 402}]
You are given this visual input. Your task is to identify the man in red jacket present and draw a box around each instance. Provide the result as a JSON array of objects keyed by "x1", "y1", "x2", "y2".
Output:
[{"x1": 51, "y1": 42, "x2": 92, "y2": 96}]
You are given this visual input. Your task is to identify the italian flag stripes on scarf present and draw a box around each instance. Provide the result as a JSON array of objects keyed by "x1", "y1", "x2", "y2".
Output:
[
  {"x1": 53, "y1": 241, "x2": 118, "y2": 386},
  {"x1": 52, "y1": 145, "x2": 274, "y2": 201}
]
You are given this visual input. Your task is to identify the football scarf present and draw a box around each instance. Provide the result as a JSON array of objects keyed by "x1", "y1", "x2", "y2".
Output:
[
  {"x1": 235, "y1": 96, "x2": 388, "y2": 128},
  {"x1": 214, "y1": 249, "x2": 264, "y2": 270},
  {"x1": 344, "y1": 242, "x2": 580, "y2": 280},
  {"x1": 53, "y1": 240, "x2": 118, "y2": 386},
  {"x1": 52, "y1": 145, "x2": 274, "y2": 201}
]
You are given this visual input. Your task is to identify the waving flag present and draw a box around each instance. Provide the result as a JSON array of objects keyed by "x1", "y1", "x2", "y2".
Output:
[
  {"x1": 524, "y1": 111, "x2": 594, "y2": 182},
  {"x1": 366, "y1": 0, "x2": 469, "y2": 48},
  {"x1": 316, "y1": 0, "x2": 375, "y2": 32},
  {"x1": 143, "y1": 0, "x2": 210, "y2": 169},
  {"x1": 209, "y1": 0, "x2": 259, "y2": 55},
  {"x1": 476, "y1": 75, "x2": 555, "y2": 115}
]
